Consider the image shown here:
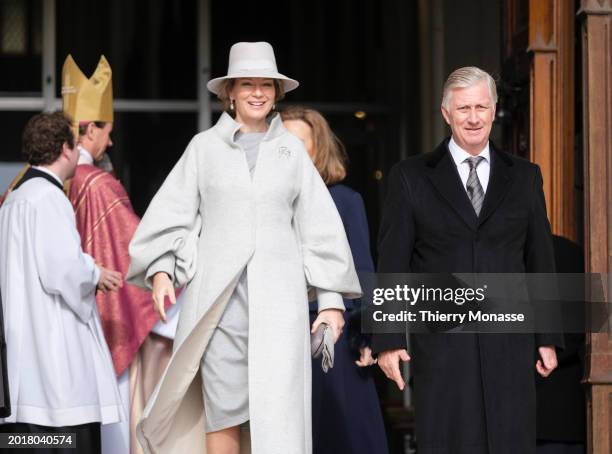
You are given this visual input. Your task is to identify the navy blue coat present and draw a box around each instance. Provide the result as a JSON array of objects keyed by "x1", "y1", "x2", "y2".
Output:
[{"x1": 310, "y1": 184, "x2": 388, "y2": 454}]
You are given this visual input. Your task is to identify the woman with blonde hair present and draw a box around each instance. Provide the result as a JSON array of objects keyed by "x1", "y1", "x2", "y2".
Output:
[
  {"x1": 127, "y1": 43, "x2": 361, "y2": 454},
  {"x1": 282, "y1": 107, "x2": 389, "y2": 454}
]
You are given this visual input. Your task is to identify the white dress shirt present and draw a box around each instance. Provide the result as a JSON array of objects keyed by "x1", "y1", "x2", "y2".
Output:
[
  {"x1": 78, "y1": 145, "x2": 94, "y2": 165},
  {"x1": 448, "y1": 137, "x2": 491, "y2": 194}
]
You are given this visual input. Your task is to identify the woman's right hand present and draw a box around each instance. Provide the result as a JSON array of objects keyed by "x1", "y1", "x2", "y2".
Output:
[{"x1": 152, "y1": 272, "x2": 176, "y2": 322}]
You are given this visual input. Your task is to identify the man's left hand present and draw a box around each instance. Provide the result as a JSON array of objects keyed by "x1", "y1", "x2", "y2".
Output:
[
  {"x1": 536, "y1": 345, "x2": 558, "y2": 377},
  {"x1": 355, "y1": 346, "x2": 377, "y2": 367}
]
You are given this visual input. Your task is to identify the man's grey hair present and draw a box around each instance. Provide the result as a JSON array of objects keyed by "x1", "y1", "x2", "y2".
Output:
[{"x1": 441, "y1": 66, "x2": 498, "y2": 108}]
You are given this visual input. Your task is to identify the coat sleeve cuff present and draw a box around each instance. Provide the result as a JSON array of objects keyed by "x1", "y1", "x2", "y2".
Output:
[
  {"x1": 536, "y1": 333, "x2": 565, "y2": 351},
  {"x1": 317, "y1": 289, "x2": 345, "y2": 313},
  {"x1": 145, "y1": 253, "x2": 175, "y2": 290},
  {"x1": 371, "y1": 333, "x2": 408, "y2": 356}
]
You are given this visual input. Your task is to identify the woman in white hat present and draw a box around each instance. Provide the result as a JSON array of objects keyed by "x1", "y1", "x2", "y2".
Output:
[{"x1": 127, "y1": 42, "x2": 361, "y2": 454}]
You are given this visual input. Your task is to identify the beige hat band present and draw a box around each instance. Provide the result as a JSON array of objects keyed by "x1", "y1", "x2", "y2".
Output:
[
  {"x1": 231, "y1": 69, "x2": 278, "y2": 76},
  {"x1": 229, "y1": 59, "x2": 276, "y2": 71},
  {"x1": 228, "y1": 69, "x2": 288, "y2": 77}
]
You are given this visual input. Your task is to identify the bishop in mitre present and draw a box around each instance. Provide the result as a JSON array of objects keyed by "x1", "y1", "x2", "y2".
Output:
[
  {"x1": 62, "y1": 55, "x2": 175, "y2": 454},
  {"x1": 0, "y1": 111, "x2": 123, "y2": 452}
]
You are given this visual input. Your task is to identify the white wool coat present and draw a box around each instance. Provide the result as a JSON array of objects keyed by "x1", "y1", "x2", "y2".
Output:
[{"x1": 127, "y1": 112, "x2": 361, "y2": 454}]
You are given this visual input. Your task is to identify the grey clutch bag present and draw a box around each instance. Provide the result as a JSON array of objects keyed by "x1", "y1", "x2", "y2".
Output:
[{"x1": 311, "y1": 323, "x2": 334, "y2": 373}]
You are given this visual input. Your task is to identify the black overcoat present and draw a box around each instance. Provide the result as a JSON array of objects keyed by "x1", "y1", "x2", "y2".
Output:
[{"x1": 372, "y1": 139, "x2": 563, "y2": 454}]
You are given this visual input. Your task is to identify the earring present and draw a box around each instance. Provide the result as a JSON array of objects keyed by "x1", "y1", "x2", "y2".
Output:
[
  {"x1": 272, "y1": 104, "x2": 276, "y2": 110},
  {"x1": 230, "y1": 100, "x2": 235, "y2": 111}
]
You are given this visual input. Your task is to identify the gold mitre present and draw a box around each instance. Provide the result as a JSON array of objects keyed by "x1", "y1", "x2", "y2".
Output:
[{"x1": 62, "y1": 54, "x2": 113, "y2": 126}]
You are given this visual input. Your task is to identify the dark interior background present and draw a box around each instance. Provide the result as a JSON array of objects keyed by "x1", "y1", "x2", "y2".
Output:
[{"x1": 8, "y1": 3, "x2": 580, "y2": 450}]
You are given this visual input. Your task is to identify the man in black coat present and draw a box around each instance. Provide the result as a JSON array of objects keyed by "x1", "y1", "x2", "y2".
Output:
[{"x1": 372, "y1": 66, "x2": 563, "y2": 454}]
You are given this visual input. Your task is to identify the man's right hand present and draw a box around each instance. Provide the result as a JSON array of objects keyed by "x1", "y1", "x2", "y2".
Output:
[
  {"x1": 97, "y1": 266, "x2": 123, "y2": 293},
  {"x1": 378, "y1": 348, "x2": 411, "y2": 390},
  {"x1": 152, "y1": 272, "x2": 176, "y2": 322}
]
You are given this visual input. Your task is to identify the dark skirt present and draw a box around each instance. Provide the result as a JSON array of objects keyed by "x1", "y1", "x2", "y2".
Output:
[{"x1": 310, "y1": 309, "x2": 389, "y2": 454}]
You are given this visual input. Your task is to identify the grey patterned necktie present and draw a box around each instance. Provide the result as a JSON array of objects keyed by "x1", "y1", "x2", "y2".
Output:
[{"x1": 465, "y1": 156, "x2": 485, "y2": 216}]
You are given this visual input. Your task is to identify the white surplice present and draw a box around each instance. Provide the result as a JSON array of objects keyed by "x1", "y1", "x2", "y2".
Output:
[{"x1": 0, "y1": 175, "x2": 122, "y2": 427}]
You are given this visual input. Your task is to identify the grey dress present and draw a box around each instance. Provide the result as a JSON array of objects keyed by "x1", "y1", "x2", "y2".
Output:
[{"x1": 200, "y1": 131, "x2": 264, "y2": 432}]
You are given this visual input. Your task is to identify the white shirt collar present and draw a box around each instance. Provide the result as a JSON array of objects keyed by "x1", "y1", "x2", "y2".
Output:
[
  {"x1": 31, "y1": 166, "x2": 64, "y2": 185},
  {"x1": 78, "y1": 145, "x2": 94, "y2": 165},
  {"x1": 448, "y1": 137, "x2": 491, "y2": 166}
]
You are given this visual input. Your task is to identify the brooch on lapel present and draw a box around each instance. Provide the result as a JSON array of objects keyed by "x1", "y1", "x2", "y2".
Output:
[{"x1": 278, "y1": 147, "x2": 291, "y2": 158}]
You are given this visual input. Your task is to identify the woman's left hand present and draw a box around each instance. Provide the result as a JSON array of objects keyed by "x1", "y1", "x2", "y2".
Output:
[{"x1": 311, "y1": 309, "x2": 345, "y2": 343}]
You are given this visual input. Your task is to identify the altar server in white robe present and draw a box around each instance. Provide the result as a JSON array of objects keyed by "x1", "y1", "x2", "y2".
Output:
[{"x1": 0, "y1": 112, "x2": 124, "y2": 453}]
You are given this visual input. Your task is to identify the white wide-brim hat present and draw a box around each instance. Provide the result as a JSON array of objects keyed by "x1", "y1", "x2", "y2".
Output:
[{"x1": 207, "y1": 42, "x2": 299, "y2": 96}]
